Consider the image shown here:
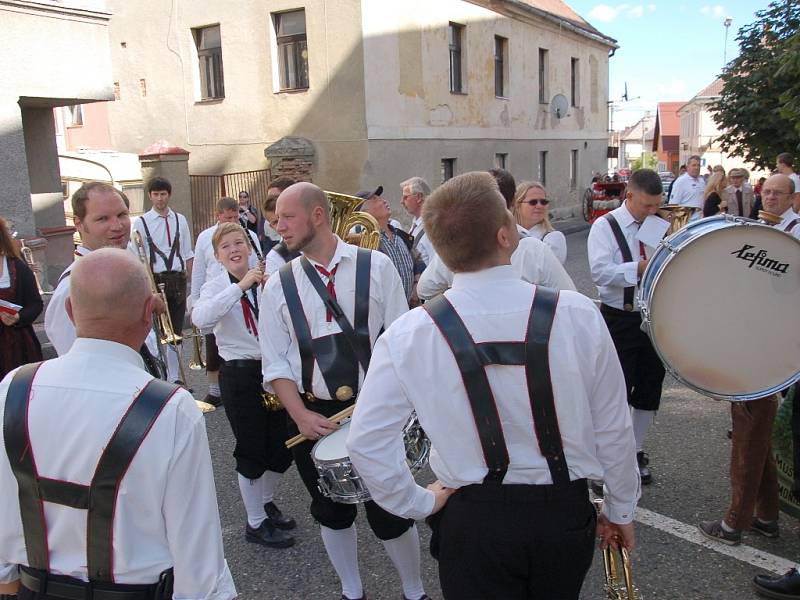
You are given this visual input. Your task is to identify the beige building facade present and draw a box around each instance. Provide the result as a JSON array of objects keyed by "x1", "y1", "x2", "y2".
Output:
[
  {"x1": 1, "y1": 0, "x2": 114, "y2": 286},
  {"x1": 106, "y1": 0, "x2": 615, "y2": 219}
]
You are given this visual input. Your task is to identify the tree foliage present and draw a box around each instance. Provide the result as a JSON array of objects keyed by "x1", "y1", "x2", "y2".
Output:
[
  {"x1": 630, "y1": 152, "x2": 658, "y2": 171},
  {"x1": 710, "y1": 1, "x2": 800, "y2": 168}
]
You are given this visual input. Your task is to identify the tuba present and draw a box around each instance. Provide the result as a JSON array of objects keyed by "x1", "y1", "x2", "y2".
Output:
[
  {"x1": 326, "y1": 191, "x2": 381, "y2": 250},
  {"x1": 657, "y1": 205, "x2": 696, "y2": 236},
  {"x1": 594, "y1": 499, "x2": 641, "y2": 599}
]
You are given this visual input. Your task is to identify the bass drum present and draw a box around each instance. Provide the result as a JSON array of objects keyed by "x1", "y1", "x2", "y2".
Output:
[{"x1": 639, "y1": 215, "x2": 800, "y2": 400}]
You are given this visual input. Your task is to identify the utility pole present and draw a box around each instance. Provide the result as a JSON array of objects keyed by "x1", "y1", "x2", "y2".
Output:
[{"x1": 723, "y1": 17, "x2": 733, "y2": 67}]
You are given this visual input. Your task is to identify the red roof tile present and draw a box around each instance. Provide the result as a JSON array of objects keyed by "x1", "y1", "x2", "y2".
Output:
[
  {"x1": 655, "y1": 102, "x2": 684, "y2": 137},
  {"x1": 695, "y1": 78, "x2": 724, "y2": 98}
]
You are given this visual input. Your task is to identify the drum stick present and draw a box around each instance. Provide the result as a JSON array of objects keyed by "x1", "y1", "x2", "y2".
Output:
[{"x1": 285, "y1": 404, "x2": 356, "y2": 449}]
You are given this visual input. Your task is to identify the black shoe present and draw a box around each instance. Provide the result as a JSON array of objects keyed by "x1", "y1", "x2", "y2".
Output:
[
  {"x1": 751, "y1": 518, "x2": 780, "y2": 539},
  {"x1": 753, "y1": 568, "x2": 800, "y2": 599},
  {"x1": 245, "y1": 519, "x2": 295, "y2": 548},
  {"x1": 637, "y1": 451, "x2": 652, "y2": 485},
  {"x1": 589, "y1": 479, "x2": 604, "y2": 497},
  {"x1": 203, "y1": 393, "x2": 222, "y2": 408},
  {"x1": 404, "y1": 595, "x2": 430, "y2": 600},
  {"x1": 264, "y1": 501, "x2": 296, "y2": 530}
]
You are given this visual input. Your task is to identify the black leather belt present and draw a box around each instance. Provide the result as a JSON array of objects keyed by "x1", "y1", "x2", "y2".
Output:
[
  {"x1": 20, "y1": 567, "x2": 173, "y2": 600},
  {"x1": 600, "y1": 303, "x2": 641, "y2": 317},
  {"x1": 221, "y1": 359, "x2": 261, "y2": 369}
]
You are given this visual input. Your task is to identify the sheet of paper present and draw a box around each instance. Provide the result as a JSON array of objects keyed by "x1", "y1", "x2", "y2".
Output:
[
  {"x1": 636, "y1": 214, "x2": 670, "y2": 248},
  {"x1": 0, "y1": 299, "x2": 21, "y2": 315}
]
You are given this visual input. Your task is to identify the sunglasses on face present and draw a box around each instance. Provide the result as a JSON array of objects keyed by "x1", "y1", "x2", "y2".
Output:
[{"x1": 519, "y1": 198, "x2": 550, "y2": 206}]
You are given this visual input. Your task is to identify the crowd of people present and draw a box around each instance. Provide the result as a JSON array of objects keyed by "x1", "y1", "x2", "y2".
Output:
[{"x1": 0, "y1": 153, "x2": 799, "y2": 600}]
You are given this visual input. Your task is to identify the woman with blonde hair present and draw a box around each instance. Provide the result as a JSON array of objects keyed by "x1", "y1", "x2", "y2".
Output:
[
  {"x1": 0, "y1": 216, "x2": 43, "y2": 379},
  {"x1": 512, "y1": 181, "x2": 567, "y2": 263},
  {"x1": 702, "y1": 171, "x2": 728, "y2": 217}
]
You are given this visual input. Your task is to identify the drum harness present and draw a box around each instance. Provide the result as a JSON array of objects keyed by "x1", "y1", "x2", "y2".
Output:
[{"x1": 605, "y1": 213, "x2": 646, "y2": 312}]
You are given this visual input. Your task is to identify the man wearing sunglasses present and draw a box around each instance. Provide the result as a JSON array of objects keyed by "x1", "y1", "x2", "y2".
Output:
[{"x1": 238, "y1": 191, "x2": 258, "y2": 234}]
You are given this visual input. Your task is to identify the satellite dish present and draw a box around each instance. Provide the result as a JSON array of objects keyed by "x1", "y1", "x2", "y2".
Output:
[{"x1": 550, "y1": 94, "x2": 569, "y2": 119}]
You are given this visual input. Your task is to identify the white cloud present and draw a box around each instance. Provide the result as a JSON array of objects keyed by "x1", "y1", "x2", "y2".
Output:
[
  {"x1": 588, "y1": 3, "x2": 655, "y2": 22},
  {"x1": 700, "y1": 4, "x2": 727, "y2": 18}
]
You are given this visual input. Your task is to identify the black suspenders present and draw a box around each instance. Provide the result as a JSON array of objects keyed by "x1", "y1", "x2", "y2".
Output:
[
  {"x1": 139, "y1": 214, "x2": 184, "y2": 272},
  {"x1": 3, "y1": 363, "x2": 179, "y2": 581},
  {"x1": 423, "y1": 287, "x2": 570, "y2": 487},
  {"x1": 604, "y1": 213, "x2": 636, "y2": 311},
  {"x1": 278, "y1": 249, "x2": 372, "y2": 397}
]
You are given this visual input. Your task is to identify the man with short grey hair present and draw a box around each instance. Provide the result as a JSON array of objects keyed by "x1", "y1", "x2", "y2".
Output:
[
  {"x1": 724, "y1": 168, "x2": 754, "y2": 217},
  {"x1": 400, "y1": 177, "x2": 436, "y2": 267},
  {"x1": 670, "y1": 155, "x2": 705, "y2": 214}
]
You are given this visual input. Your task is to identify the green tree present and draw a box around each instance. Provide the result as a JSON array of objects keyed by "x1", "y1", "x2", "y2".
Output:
[
  {"x1": 709, "y1": 0, "x2": 800, "y2": 168},
  {"x1": 630, "y1": 152, "x2": 658, "y2": 171}
]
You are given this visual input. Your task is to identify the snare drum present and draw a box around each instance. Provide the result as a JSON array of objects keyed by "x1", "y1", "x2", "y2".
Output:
[
  {"x1": 312, "y1": 414, "x2": 431, "y2": 504},
  {"x1": 639, "y1": 215, "x2": 800, "y2": 401}
]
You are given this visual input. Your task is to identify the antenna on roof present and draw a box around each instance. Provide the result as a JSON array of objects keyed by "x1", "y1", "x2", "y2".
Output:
[{"x1": 621, "y1": 82, "x2": 640, "y2": 103}]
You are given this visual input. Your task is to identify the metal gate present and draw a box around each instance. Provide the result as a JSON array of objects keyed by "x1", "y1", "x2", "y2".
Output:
[{"x1": 190, "y1": 169, "x2": 272, "y2": 239}]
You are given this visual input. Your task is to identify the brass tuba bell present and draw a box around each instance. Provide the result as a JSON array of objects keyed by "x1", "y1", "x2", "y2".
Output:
[
  {"x1": 657, "y1": 204, "x2": 697, "y2": 236},
  {"x1": 325, "y1": 191, "x2": 381, "y2": 250}
]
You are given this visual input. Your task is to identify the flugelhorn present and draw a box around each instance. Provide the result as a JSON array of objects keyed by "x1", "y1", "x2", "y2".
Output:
[
  {"x1": 188, "y1": 325, "x2": 205, "y2": 370},
  {"x1": 594, "y1": 499, "x2": 641, "y2": 600}
]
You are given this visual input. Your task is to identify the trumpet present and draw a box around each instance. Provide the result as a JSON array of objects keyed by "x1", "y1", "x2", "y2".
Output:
[
  {"x1": 657, "y1": 205, "x2": 696, "y2": 236},
  {"x1": 132, "y1": 231, "x2": 182, "y2": 346},
  {"x1": 188, "y1": 325, "x2": 205, "y2": 370},
  {"x1": 594, "y1": 499, "x2": 641, "y2": 600}
]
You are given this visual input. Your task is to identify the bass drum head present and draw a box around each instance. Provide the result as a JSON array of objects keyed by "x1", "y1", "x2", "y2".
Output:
[
  {"x1": 312, "y1": 421, "x2": 352, "y2": 462},
  {"x1": 647, "y1": 222, "x2": 800, "y2": 399}
]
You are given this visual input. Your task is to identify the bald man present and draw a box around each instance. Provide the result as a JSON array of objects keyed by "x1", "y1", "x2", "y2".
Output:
[
  {"x1": 259, "y1": 183, "x2": 428, "y2": 600},
  {"x1": 0, "y1": 248, "x2": 235, "y2": 600}
]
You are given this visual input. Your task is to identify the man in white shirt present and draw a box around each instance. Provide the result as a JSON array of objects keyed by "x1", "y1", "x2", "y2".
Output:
[
  {"x1": 763, "y1": 174, "x2": 800, "y2": 238},
  {"x1": 0, "y1": 248, "x2": 235, "y2": 600},
  {"x1": 669, "y1": 155, "x2": 705, "y2": 215},
  {"x1": 587, "y1": 168, "x2": 666, "y2": 486},
  {"x1": 401, "y1": 176, "x2": 436, "y2": 267},
  {"x1": 191, "y1": 197, "x2": 261, "y2": 406},
  {"x1": 193, "y1": 222, "x2": 295, "y2": 550},
  {"x1": 260, "y1": 183, "x2": 428, "y2": 600},
  {"x1": 347, "y1": 172, "x2": 639, "y2": 599},
  {"x1": 132, "y1": 177, "x2": 194, "y2": 384},
  {"x1": 723, "y1": 168, "x2": 755, "y2": 217}
]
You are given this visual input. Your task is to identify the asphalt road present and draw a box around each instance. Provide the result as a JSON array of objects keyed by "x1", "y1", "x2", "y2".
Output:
[{"x1": 181, "y1": 227, "x2": 797, "y2": 600}]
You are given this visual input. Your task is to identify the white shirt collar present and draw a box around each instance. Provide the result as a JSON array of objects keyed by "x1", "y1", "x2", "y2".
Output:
[
  {"x1": 781, "y1": 208, "x2": 797, "y2": 220},
  {"x1": 68, "y1": 338, "x2": 145, "y2": 369},
  {"x1": 617, "y1": 202, "x2": 639, "y2": 227},
  {"x1": 306, "y1": 235, "x2": 354, "y2": 272},
  {"x1": 75, "y1": 245, "x2": 91, "y2": 257},
  {"x1": 146, "y1": 207, "x2": 174, "y2": 220},
  {"x1": 451, "y1": 265, "x2": 516, "y2": 290},
  {"x1": 413, "y1": 216, "x2": 424, "y2": 228}
]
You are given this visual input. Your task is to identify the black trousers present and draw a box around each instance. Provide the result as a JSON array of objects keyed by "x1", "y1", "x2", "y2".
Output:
[
  {"x1": 601, "y1": 304, "x2": 665, "y2": 411},
  {"x1": 204, "y1": 333, "x2": 221, "y2": 372},
  {"x1": 290, "y1": 398, "x2": 415, "y2": 540},
  {"x1": 219, "y1": 360, "x2": 292, "y2": 479},
  {"x1": 153, "y1": 271, "x2": 187, "y2": 334},
  {"x1": 435, "y1": 480, "x2": 596, "y2": 600}
]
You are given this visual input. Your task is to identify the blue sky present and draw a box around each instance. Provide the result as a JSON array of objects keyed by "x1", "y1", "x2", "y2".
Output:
[{"x1": 564, "y1": 1, "x2": 768, "y2": 129}]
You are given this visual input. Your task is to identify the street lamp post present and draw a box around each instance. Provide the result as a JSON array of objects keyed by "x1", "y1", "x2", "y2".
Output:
[{"x1": 723, "y1": 17, "x2": 733, "y2": 67}]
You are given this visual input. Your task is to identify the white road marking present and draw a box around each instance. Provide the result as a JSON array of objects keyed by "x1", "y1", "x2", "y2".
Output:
[{"x1": 636, "y1": 507, "x2": 796, "y2": 574}]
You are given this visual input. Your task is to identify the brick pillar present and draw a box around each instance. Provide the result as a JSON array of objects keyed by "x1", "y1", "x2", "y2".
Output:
[
  {"x1": 265, "y1": 136, "x2": 316, "y2": 182},
  {"x1": 138, "y1": 140, "x2": 192, "y2": 229}
]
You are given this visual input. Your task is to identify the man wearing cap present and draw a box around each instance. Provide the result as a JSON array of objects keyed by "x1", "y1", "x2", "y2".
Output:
[
  {"x1": 724, "y1": 169, "x2": 754, "y2": 217},
  {"x1": 356, "y1": 187, "x2": 416, "y2": 302}
]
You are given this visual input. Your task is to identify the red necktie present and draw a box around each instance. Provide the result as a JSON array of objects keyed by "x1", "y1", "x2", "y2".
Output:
[
  {"x1": 241, "y1": 298, "x2": 258, "y2": 338},
  {"x1": 315, "y1": 264, "x2": 338, "y2": 322},
  {"x1": 162, "y1": 215, "x2": 172, "y2": 246},
  {"x1": 639, "y1": 241, "x2": 647, "y2": 261}
]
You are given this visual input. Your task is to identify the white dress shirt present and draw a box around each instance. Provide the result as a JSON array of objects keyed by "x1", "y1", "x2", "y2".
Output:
[
  {"x1": 190, "y1": 223, "x2": 260, "y2": 307},
  {"x1": 528, "y1": 224, "x2": 567, "y2": 264},
  {"x1": 789, "y1": 173, "x2": 800, "y2": 194},
  {"x1": 516, "y1": 223, "x2": 530, "y2": 238},
  {"x1": 44, "y1": 246, "x2": 158, "y2": 357},
  {"x1": 0, "y1": 257, "x2": 9, "y2": 289},
  {"x1": 587, "y1": 203, "x2": 652, "y2": 311},
  {"x1": 670, "y1": 173, "x2": 705, "y2": 209},
  {"x1": 0, "y1": 338, "x2": 236, "y2": 599},
  {"x1": 132, "y1": 208, "x2": 194, "y2": 274},
  {"x1": 777, "y1": 207, "x2": 800, "y2": 239},
  {"x1": 265, "y1": 246, "x2": 295, "y2": 276},
  {"x1": 192, "y1": 271, "x2": 261, "y2": 361},
  {"x1": 259, "y1": 237, "x2": 408, "y2": 398},
  {"x1": 417, "y1": 236, "x2": 576, "y2": 301},
  {"x1": 409, "y1": 216, "x2": 436, "y2": 267},
  {"x1": 347, "y1": 266, "x2": 639, "y2": 523}
]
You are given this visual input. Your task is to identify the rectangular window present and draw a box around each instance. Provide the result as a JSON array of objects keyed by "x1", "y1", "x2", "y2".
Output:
[
  {"x1": 539, "y1": 151, "x2": 547, "y2": 186},
  {"x1": 570, "y1": 57, "x2": 580, "y2": 107},
  {"x1": 442, "y1": 158, "x2": 456, "y2": 182},
  {"x1": 494, "y1": 35, "x2": 508, "y2": 98},
  {"x1": 570, "y1": 149, "x2": 578, "y2": 190},
  {"x1": 495, "y1": 153, "x2": 507, "y2": 170},
  {"x1": 193, "y1": 25, "x2": 224, "y2": 100},
  {"x1": 449, "y1": 23, "x2": 464, "y2": 94},
  {"x1": 274, "y1": 10, "x2": 309, "y2": 91},
  {"x1": 538, "y1": 48, "x2": 549, "y2": 104}
]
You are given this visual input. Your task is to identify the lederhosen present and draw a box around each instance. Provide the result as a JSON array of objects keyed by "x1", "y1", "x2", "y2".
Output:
[
  {"x1": 139, "y1": 214, "x2": 187, "y2": 334},
  {"x1": 218, "y1": 274, "x2": 292, "y2": 479},
  {"x1": 423, "y1": 289, "x2": 596, "y2": 600},
  {"x1": 3, "y1": 364, "x2": 178, "y2": 600},
  {"x1": 278, "y1": 250, "x2": 414, "y2": 540},
  {"x1": 600, "y1": 213, "x2": 665, "y2": 411}
]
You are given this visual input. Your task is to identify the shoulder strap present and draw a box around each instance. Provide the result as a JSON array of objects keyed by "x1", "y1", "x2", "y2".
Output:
[
  {"x1": 604, "y1": 214, "x2": 635, "y2": 311},
  {"x1": 353, "y1": 248, "x2": 372, "y2": 370},
  {"x1": 138, "y1": 217, "x2": 162, "y2": 269},
  {"x1": 424, "y1": 297, "x2": 509, "y2": 483},
  {"x1": 87, "y1": 378, "x2": 179, "y2": 581},
  {"x1": 525, "y1": 287, "x2": 570, "y2": 486},
  {"x1": 167, "y1": 213, "x2": 184, "y2": 272},
  {"x1": 784, "y1": 218, "x2": 800, "y2": 233},
  {"x1": 279, "y1": 262, "x2": 315, "y2": 393},
  {"x1": 299, "y1": 255, "x2": 372, "y2": 373}
]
